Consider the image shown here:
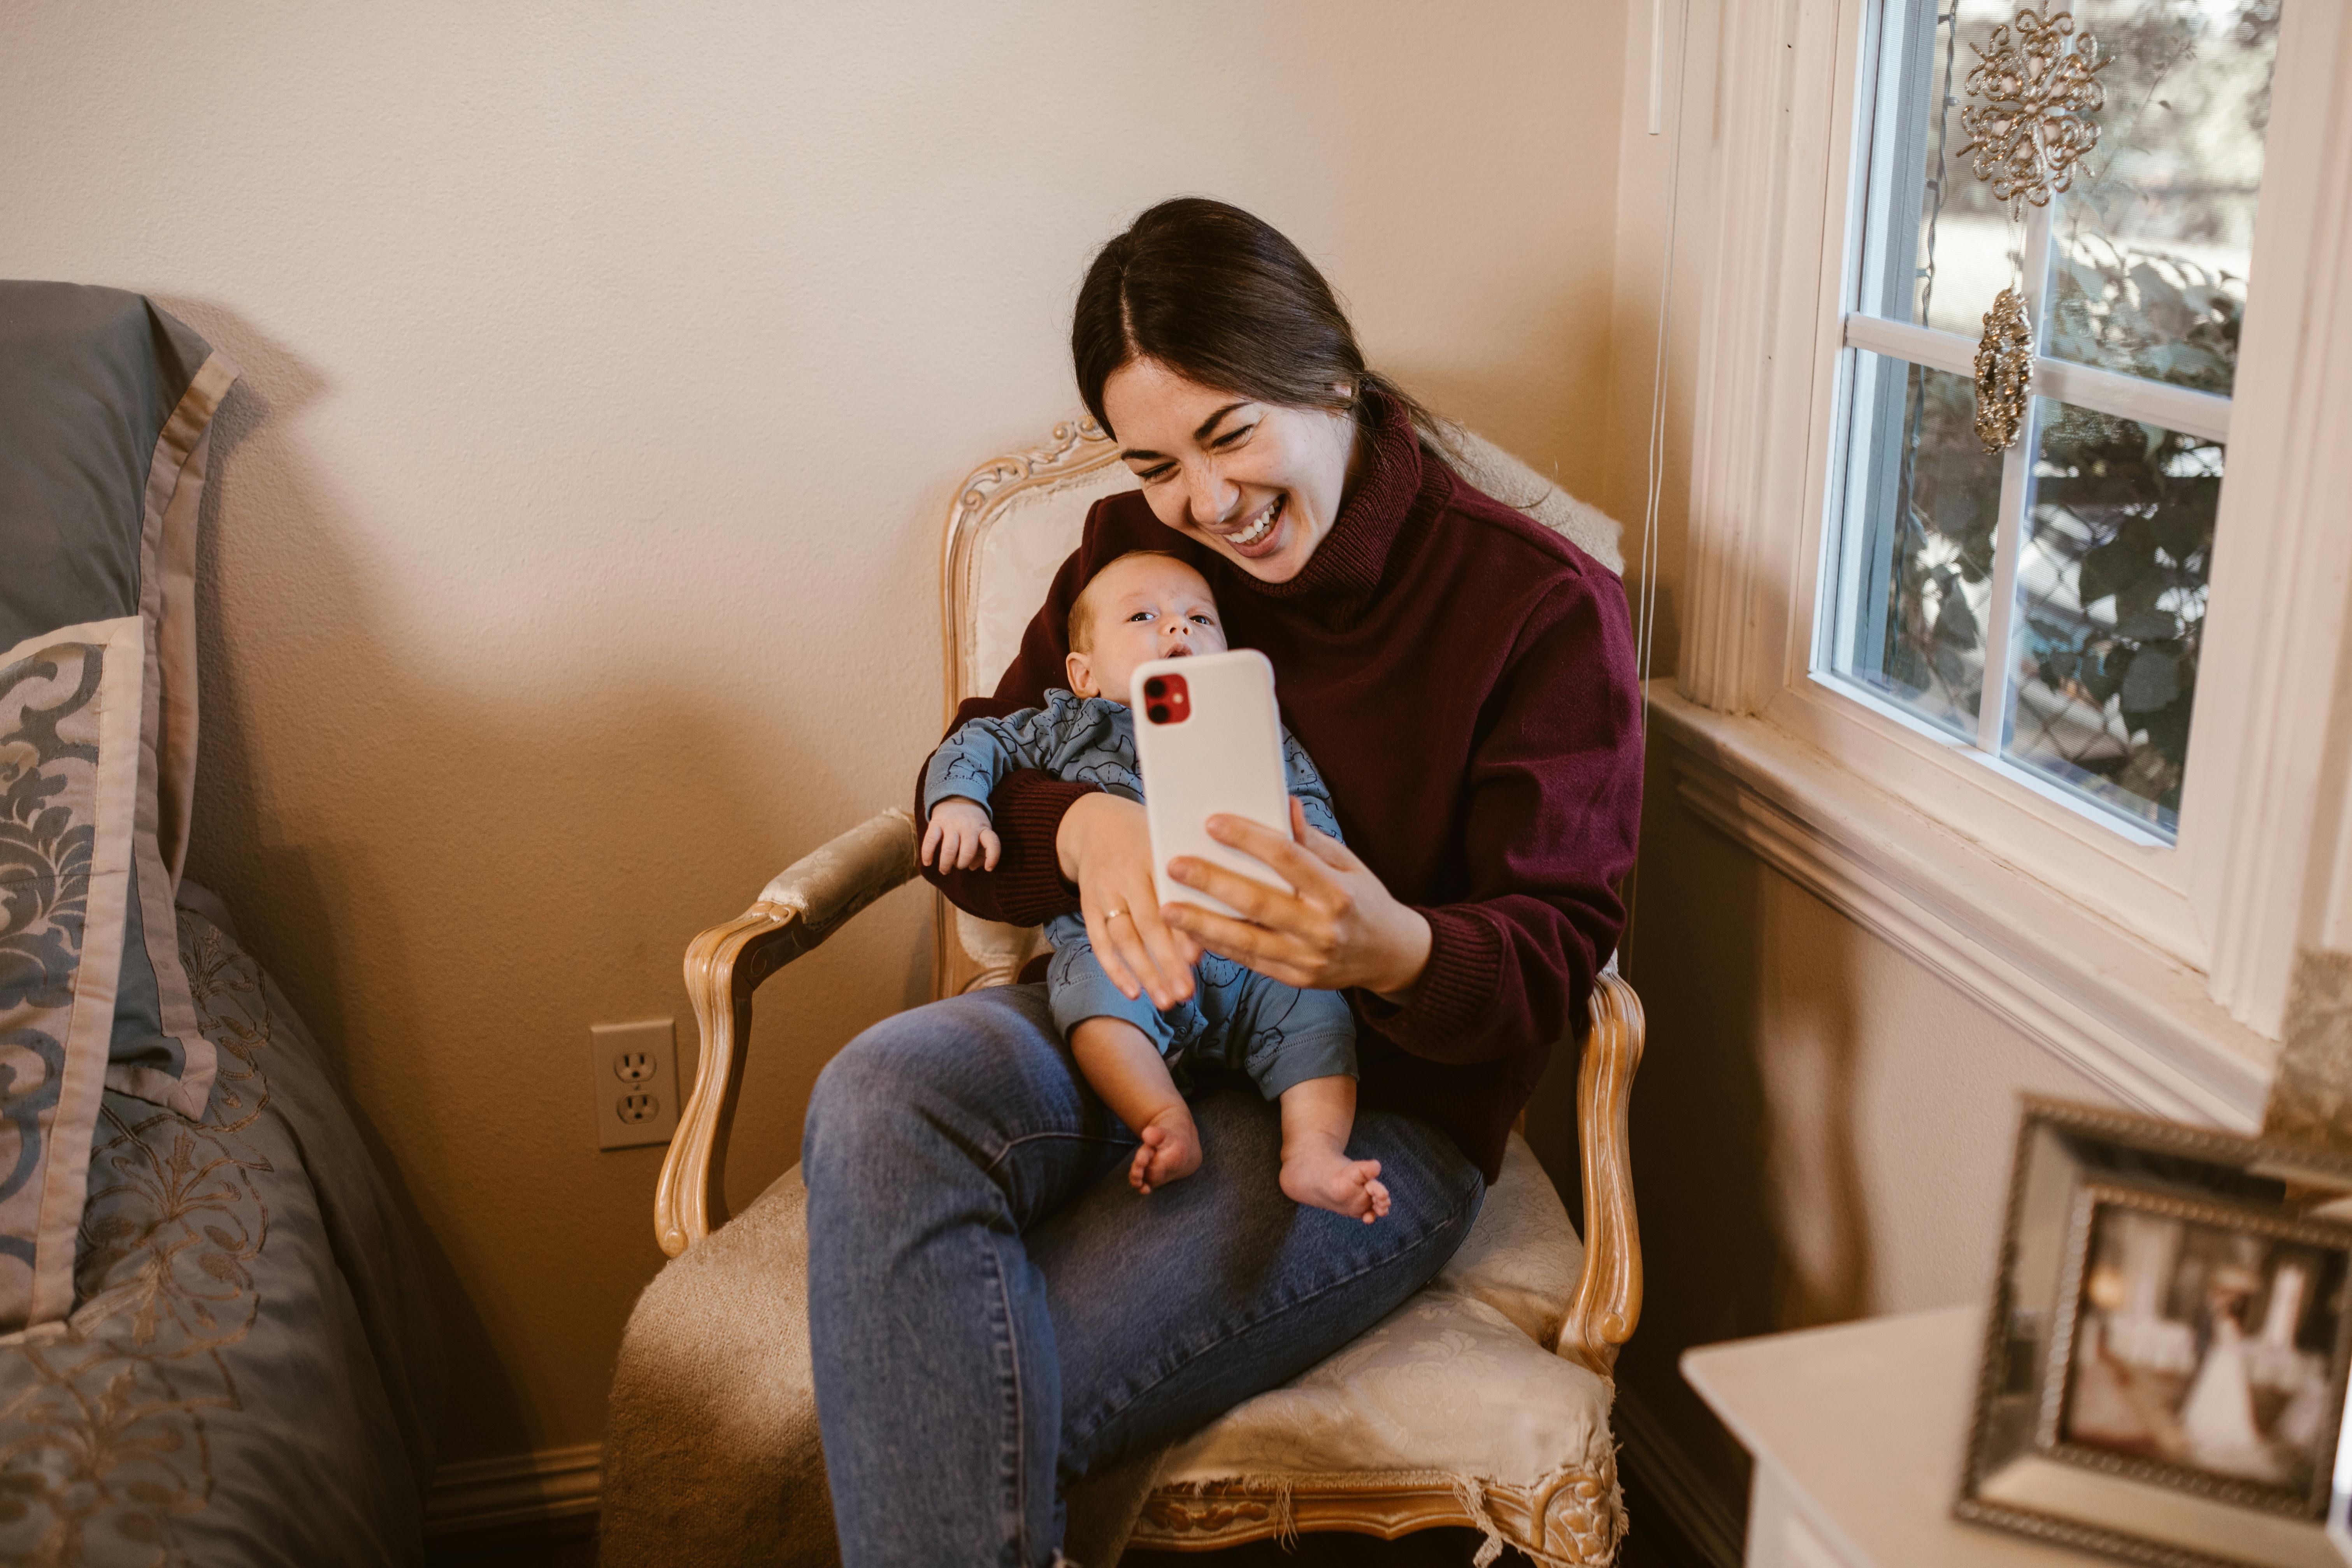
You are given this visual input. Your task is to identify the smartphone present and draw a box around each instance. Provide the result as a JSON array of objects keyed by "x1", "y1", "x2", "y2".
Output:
[{"x1": 1130, "y1": 648, "x2": 1294, "y2": 920}]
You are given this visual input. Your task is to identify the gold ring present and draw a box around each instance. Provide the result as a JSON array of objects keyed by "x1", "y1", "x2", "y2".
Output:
[{"x1": 1106, "y1": 908, "x2": 1129, "y2": 920}]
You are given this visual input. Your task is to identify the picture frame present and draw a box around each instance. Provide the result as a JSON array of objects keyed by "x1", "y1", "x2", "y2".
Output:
[
  {"x1": 1959, "y1": 1098, "x2": 2352, "y2": 1568},
  {"x1": 2040, "y1": 1181, "x2": 2352, "y2": 1515},
  {"x1": 2330, "y1": 1376, "x2": 2352, "y2": 1565}
]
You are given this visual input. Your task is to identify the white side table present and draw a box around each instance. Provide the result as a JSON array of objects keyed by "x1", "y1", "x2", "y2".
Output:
[{"x1": 1681, "y1": 1306, "x2": 2096, "y2": 1568}]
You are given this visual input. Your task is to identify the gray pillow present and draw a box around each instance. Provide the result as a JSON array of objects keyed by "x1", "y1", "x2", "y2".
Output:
[{"x1": 0, "y1": 283, "x2": 237, "y2": 1328}]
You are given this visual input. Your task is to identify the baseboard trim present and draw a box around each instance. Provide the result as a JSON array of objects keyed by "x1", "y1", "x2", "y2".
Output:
[
  {"x1": 1615, "y1": 1388, "x2": 1745, "y2": 1568},
  {"x1": 425, "y1": 1441, "x2": 602, "y2": 1535}
]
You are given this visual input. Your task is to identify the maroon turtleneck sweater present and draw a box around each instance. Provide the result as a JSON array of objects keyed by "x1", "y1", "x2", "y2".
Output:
[{"x1": 915, "y1": 399, "x2": 1642, "y2": 1182}]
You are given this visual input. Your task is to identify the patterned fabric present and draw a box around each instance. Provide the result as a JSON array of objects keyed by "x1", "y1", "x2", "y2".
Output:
[
  {"x1": 1, "y1": 622, "x2": 143, "y2": 1331},
  {"x1": 0, "y1": 282, "x2": 240, "y2": 1121},
  {"x1": 0, "y1": 902, "x2": 442, "y2": 1564}
]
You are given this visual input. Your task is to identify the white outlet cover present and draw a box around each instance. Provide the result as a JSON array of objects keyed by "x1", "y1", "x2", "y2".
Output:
[{"x1": 592, "y1": 1018, "x2": 680, "y2": 1150}]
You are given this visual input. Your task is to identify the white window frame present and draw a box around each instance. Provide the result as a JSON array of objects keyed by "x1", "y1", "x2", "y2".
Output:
[{"x1": 1660, "y1": 0, "x2": 2352, "y2": 1128}]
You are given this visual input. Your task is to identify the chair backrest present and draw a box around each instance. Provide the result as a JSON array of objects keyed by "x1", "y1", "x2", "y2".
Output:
[{"x1": 932, "y1": 415, "x2": 1624, "y2": 996}]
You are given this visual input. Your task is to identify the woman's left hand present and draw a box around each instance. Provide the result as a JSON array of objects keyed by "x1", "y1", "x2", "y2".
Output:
[{"x1": 1162, "y1": 798, "x2": 1433, "y2": 1004}]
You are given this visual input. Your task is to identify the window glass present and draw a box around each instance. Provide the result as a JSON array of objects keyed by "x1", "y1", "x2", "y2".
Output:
[
  {"x1": 1910, "y1": 0, "x2": 2027, "y2": 337},
  {"x1": 1827, "y1": 0, "x2": 2276, "y2": 843},
  {"x1": 2047, "y1": 0, "x2": 2277, "y2": 392},
  {"x1": 2008, "y1": 400, "x2": 2221, "y2": 834},
  {"x1": 1830, "y1": 356, "x2": 1999, "y2": 736}
]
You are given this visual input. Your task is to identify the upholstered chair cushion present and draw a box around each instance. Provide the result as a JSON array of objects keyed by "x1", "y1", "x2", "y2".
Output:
[
  {"x1": 1438, "y1": 422, "x2": 1624, "y2": 575},
  {"x1": 603, "y1": 1162, "x2": 1166, "y2": 1568},
  {"x1": 1133, "y1": 1135, "x2": 1621, "y2": 1566},
  {"x1": 602, "y1": 1134, "x2": 1620, "y2": 1568},
  {"x1": 602, "y1": 1168, "x2": 833, "y2": 1568}
]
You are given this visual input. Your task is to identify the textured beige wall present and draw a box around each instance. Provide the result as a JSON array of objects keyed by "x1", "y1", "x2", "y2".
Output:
[{"x1": 0, "y1": 2, "x2": 1628, "y2": 1462}]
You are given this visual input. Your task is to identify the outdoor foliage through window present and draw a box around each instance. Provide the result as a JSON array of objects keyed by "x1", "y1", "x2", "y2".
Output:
[{"x1": 1825, "y1": 0, "x2": 2277, "y2": 839}]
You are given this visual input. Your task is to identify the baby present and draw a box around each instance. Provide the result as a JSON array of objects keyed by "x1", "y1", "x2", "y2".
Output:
[{"x1": 922, "y1": 550, "x2": 1390, "y2": 1222}]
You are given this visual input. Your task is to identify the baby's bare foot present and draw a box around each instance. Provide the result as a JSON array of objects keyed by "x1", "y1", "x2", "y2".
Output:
[
  {"x1": 1281, "y1": 1149, "x2": 1391, "y2": 1224},
  {"x1": 1129, "y1": 1106, "x2": 1202, "y2": 1195}
]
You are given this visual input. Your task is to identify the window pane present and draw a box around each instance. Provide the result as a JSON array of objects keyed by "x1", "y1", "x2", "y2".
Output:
[
  {"x1": 2047, "y1": 0, "x2": 2278, "y2": 394},
  {"x1": 1905, "y1": 0, "x2": 2032, "y2": 337},
  {"x1": 1828, "y1": 354, "x2": 2001, "y2": 736},
  {"x1": 2006, "y1": 399, "x2": 2222, "y2": 838}
]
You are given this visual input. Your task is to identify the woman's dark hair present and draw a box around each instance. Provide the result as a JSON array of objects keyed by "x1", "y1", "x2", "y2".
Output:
[{"x1": 1072, "y1": 198, "x2": 1448, "y2": 455}]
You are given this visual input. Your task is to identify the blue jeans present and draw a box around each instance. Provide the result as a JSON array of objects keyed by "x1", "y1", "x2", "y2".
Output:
[{"x1": 802, "y1": 983, "x2": 1485, "y2": 1567}]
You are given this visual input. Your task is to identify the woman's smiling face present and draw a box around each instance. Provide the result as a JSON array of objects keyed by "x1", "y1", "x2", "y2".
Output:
[{"x1": 1101, "y1": 356, "x2": 1362, "y2": 585}]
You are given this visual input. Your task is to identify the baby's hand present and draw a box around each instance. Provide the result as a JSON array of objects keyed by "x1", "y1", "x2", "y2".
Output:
[{"x1": 921, "y1": 799, "x2": 1001, "y2": 871}]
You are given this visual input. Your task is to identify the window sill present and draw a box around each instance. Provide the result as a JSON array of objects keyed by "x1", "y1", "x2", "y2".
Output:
[{"x1": 1645, "y1": 681, "x2": 2273, "y2": 1130}]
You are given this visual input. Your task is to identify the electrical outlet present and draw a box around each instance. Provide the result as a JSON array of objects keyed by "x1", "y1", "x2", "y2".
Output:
[{"x1": 592, "y1": 1019, "x2": 681, "y2": 1150}]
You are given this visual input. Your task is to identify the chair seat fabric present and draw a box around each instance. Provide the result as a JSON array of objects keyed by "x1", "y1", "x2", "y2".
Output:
[
  {"x1": 1157, "y1": 1133, "x2": 1601, "y2": 1480},
  {"x1": 1136, "y1": 1135, "x2": 1623, "y2": 1566},
  {"x1": 603, "y1": 1134, "x2": 1621, "y2": 1567}
]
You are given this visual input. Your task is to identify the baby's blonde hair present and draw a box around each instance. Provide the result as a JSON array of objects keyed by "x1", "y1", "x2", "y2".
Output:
[{"x1": 1067, "y1": 550, "x2": 1195, "y2": 655}]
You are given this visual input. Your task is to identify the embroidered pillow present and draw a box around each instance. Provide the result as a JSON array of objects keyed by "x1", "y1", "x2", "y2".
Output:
[
  {"x1": 0, "y1": 620, "x2": 144, "y2": 1327},
  {"x1": 0, "y1": 284, "x2": 237, "y2": 1328}
]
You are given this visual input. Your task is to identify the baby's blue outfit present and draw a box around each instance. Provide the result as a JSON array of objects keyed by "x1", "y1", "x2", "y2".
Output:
[{"x1": 924, "y1": 688, "x2": 1356, "y2": 1101}]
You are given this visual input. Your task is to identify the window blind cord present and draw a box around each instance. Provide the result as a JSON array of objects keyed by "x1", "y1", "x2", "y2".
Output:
[{"x1": 1621, "y1": 0, "x2": 1692, "y2": 975}]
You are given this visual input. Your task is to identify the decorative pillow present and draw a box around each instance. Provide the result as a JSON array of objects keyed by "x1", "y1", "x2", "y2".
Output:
[
  {"x1": 0, "y1": 619, "x2": 143, "y2": 1329},
  {"x1": 1436, "y1": 421, "x2": 1625, "y2": 574},
  {"x1": 0, "y1": 286, "x2": 237, "y2": 1330}
]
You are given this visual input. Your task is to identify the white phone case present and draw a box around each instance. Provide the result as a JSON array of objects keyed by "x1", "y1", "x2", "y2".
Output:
[{"x1": 1129, "y1": 649, "x2": 1293, "y2": 919}]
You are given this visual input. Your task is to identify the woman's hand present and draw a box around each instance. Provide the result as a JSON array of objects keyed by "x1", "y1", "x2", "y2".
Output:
[
  {"x1": 1163, "y1": 799, "x2": 1433, "y2": 1003},
  {"x1": 1056, "y1": 792, "x2": 1202, "y2": 1010}
]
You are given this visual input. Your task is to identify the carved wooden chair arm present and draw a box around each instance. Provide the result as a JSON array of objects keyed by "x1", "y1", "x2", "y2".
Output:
[
  {"x1": 655, "y1": 808, "x2": 920, "y2": 1257},
  {"x1": 1559, "y1": 967, "x2": 1645, "y2": 1376}
]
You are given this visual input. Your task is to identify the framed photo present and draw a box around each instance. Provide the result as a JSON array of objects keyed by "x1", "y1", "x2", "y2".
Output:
[
  {"x1": 2043, "y1": 1182, "x2": 2351, "y2": 1513},
  {"x1": 1960, "y1": 1099, "x2": 2352, "y2": 1568},
  {"x1": 2331, "y1": 1380, "x2": 2352, "y2": 1565}
]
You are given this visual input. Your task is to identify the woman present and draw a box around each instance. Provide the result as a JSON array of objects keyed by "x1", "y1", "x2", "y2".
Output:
[{"x1": 802, "y1": 197, "x2": 1642, "y2": 1566}]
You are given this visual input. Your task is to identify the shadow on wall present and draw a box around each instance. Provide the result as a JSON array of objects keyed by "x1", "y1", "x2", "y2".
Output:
[
  {"x1": 1524, "y1": 732, "x2": 1879, "y2": 1531},
  {"x1": 183, "y1": 323, "x2": 534, "y2": 1457},
  {"x1": 171, "y1": 299, "x2": 935, "y2": 1464}
]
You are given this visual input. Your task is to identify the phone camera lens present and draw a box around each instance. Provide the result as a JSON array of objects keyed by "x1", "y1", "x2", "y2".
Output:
[
  {"x1": 1146, "y1": 703, "x2": 1170, "y2": 724},
  {"x1": 1144, "y1": 677, "x2": 1166, "y2": 699}
]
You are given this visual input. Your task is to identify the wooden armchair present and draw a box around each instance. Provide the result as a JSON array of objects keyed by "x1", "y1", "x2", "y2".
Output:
[{"x1": 612, "y1": 420, "x2": 1646, "y2": 1568}]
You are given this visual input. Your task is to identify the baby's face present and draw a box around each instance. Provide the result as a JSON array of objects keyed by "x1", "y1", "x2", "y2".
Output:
[{"x1": 1067, "y1": 555, "x2": 1229, "y2": 704}]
